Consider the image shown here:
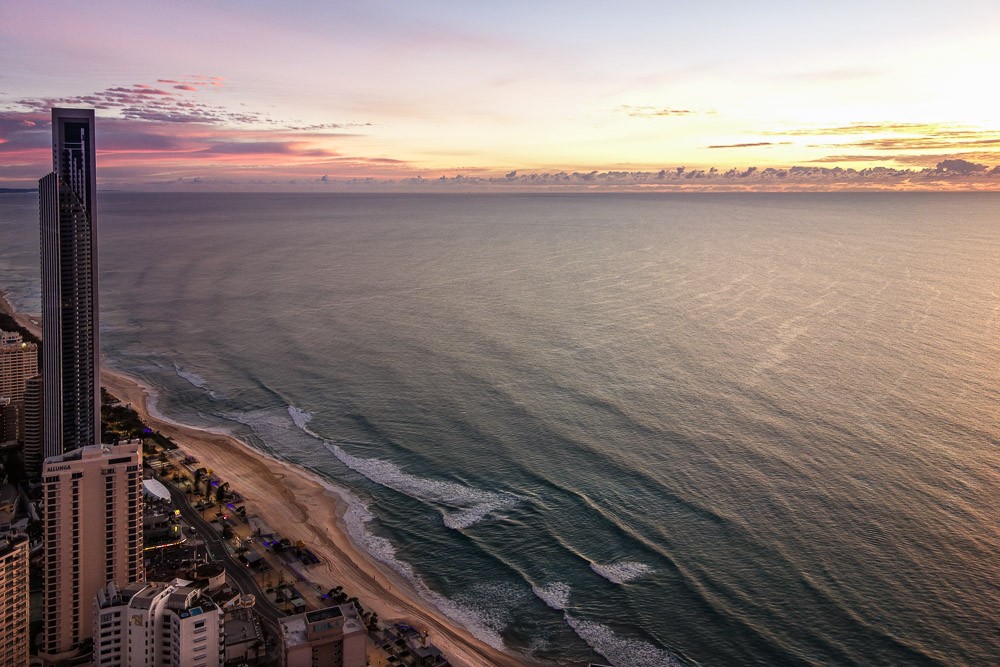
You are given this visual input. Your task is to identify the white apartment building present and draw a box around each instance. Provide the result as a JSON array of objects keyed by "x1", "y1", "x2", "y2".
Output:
[{"x1": 94, "y1": 579, "x2": 224, "y2": 667}]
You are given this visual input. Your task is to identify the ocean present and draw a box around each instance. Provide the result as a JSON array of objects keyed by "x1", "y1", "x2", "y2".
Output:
[{"x1": 1, "y1": 191, "x2": 997, "y2": 666}]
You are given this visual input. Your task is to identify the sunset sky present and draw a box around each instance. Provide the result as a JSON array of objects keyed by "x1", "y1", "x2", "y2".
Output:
[{"x1": 2, "y1": 0, "x2": 1000, "y2": 190}]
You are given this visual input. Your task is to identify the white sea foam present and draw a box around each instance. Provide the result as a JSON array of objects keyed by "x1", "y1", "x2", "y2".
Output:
[
  {"x1": 590, "y1": 561, "x2": 655, "y2": 584},
  {"x1": 288, "y1": 405, "x2": 313, "y2": 431},
  {"x1": 531, "y1": 581, "x2": 571, "y2": 610},
  {"x1": 287, "y1": 406, "x2": 520, "y2": 529},
  {"x1": 90, "y1": 366, "x2": 518, "y2": 654},
  {"x1": 338, "y1": 492, "x2": 516, "y2": 651},
  {"x1": 175, "y1": 403, "x2": 515, "y2": 652},
  {"x1": 566, "y1": 614, "x2": 687, "y2": 667},
  {"x1": 335, "y1": 445, "x2": 519, "y2": 529},
  {"x1": 174, "y1": 364, "x2": 210, "y2": 390}
]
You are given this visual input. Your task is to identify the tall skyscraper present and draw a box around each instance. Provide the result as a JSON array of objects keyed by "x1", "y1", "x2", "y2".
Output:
[
  {"x1": 40, "y1": 442, "x2": 144, "y2": 661},
  {"x1": 39, "y1": 108, "x2": 101, "y2": 460}
]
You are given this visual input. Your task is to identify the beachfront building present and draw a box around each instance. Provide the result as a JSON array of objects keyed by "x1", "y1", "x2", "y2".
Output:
[
  {"x1": 39, "y1": 108, "x2": 101, "y2": 460},
  {"x1": 0, "y1": 329, "x2": 38, "y2": 400},
  {"x1": 0, "y1": 535, "x2": 30, "y2": 666},
  {"x1": 22, "y1": 374, "x2": 43, "y2": 478},
  {"x1": 39, "y1": 442, "x2": 144, "y2": 663},
  {"x1": 279, "y1": 604, "x2": 367, "y2": 667},
  {"x1": 0, "y1": 329, "x2": 38, "y2": 446},
  {"x1": 93, "y1": 579, "x2": 224, "y2": 667}
]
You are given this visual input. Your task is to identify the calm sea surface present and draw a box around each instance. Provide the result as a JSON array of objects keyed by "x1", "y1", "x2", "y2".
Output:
[{"x1": 1, "y1": 192, "x2": 998, "y2": 666}]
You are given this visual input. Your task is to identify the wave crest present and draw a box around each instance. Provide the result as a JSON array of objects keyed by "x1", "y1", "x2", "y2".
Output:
[
  {"x1": 590, "y1": 561, "x2": 655, "y2": 584},
  {"x1": 286, "y1": 406, "x2": 520, "y2": 529},
  {"x1": 566, "y1": 614, "x2": 687, "y2": 667},
  {"x1": 532, "y1": 581, "x2": 571, "y2": 610},
  {"x1": 174, "y1": 364, "x2": 210, "y2": 389}
]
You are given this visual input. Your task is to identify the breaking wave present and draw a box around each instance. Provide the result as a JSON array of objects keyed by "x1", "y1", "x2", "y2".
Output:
[
  {"x1": 174, "y1": 364, "x2": 210, "y2": 390},
  {"x1": 590, "y1": 561, "x2": 655, "y2": 584},
  {"x1": 289, "y1": 407, "x2": 520, "y2": 529},
  {"x1": 566, "y1": 614, "x2": 687, "y2": 667},
  {"x1": 532, "y1": 581, "x2": 571, "y2": 610}
]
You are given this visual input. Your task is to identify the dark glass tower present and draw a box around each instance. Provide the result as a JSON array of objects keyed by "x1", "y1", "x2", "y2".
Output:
[{"x1": 39, "y1": 108, "x2": 100, "y2": 458}]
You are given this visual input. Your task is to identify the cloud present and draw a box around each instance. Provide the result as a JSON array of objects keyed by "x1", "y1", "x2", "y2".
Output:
[
  {"x1": 808, "y1": 154, "x2": 903, "y2": 163},
  {"x1": 620, "y1": 105, "x2": 711, "y2": 118},
  {"x1": 199, "y1": 141, "x2": 340, "y2": 158},
  {"x1": 769, "y1": 123, "x2": 950, "y2": 136},
  {"x1": 4, "y1": 78, "x2": 372, "y2": 133},
  {"x1": 761, "y1": 121, "x2": 1000, "y2": 168},
  {"x1": 707, "y1": 142, "x2": 791, "y2": 149},
  {"x1": 282, "y1": 122, "x2": 373, "y2": 131},
  {"x1": 0, "y1": 98, "x2": 391, "y2": 188},
  {"x1": 8, "y1": 80, "x2": 263, "y2": 125},
  {"x1": 935, "y1": 159, "x2": 987, "y2": 173},
  {"x1": 826, "y1": 136, "x2": 1000, "y2": 151}
]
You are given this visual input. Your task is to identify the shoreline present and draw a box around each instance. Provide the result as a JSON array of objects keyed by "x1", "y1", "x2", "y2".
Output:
[{"x1": 0, "y1": 290, "x2": 543, "y2": 667}]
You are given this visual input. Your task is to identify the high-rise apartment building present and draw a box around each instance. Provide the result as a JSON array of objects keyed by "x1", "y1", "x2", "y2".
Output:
[
  {"x1": 0, "y1": 397, "x2": 22, "y2": 444},
  {"x1": 40, "y1": 442, "x2": 143, "y2": 662},
  {"x1": 39, "y1": 107, "x2": 101, "y2": 460},
  {"x1": 0, "y1": 329, "x2": 37, "y2": 401},
  {"x1": 22, "y1": 375, "x2": 43, "y2": 478},
  {"x1": 93, "y1": 579, "x2": 224, "y2": 667},
  {"x1": 0, "y1": 535, "x2": 30, "y2": 666}
]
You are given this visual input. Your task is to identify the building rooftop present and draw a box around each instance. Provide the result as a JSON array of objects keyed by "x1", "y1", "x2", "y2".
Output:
[
  {"x1": 305, "y1": 606, "x2": 343, "y2": 623},
  {"x1": 0, "y1": 534, "x2": 27, "y2": 558},
  {"x1": 280, "y1": 604, "x2": 364, "y2": 648},
  {"x1": 43, "y1": 440, "x2": 140, "y2": 465},
  {"x1": 224, "y1": 615, "x2": 261, "y2": 647},
  {"x1": 142, "y1": 478, "x2": 171, "y2": 502}
]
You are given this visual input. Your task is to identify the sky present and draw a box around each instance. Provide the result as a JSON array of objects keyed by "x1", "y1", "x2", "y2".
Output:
[{"x1": 2, "y1": 0, "x2": 1000, "y2": 191}]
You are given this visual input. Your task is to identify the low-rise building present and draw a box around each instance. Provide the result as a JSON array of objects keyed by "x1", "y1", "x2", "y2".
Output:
[
  {"x1": 223, "y1": 609, "x2": 265, "y2": 665},
  {"x1": 279, "y1": 604, "x2": 366, "y2": 667}
]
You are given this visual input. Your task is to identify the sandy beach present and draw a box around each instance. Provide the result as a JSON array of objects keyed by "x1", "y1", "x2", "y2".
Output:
[{"x1": 1, "y1": 291, "x2": 539, "y2": 667}]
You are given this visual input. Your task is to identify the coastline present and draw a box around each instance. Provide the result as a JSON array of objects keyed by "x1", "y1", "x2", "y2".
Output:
[{"x1": 0, "y1": 290, "x2": 542, "y2": 667}]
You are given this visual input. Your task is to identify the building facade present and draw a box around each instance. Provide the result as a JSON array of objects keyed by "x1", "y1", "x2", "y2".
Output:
[
  {"x1": 0, "y1": 536, "x2": 30, "y2": 666},
  {"x1": 0, "y1": 329, "x2": 38, "y2": 402},
  {"x1": 279, "y1": 605, "x2": 367, "y2": 667},
  {"x1": 39, "y1": 108, "x2": 101, "y2": 460},
  {"x1": 40, "y1": 442, "x2": 144, "y2": 662},
  {"x1": 0, "y1": 397, "x2": 22, "y2": 445},
  {"x1": 22, "y1": 375, "x2": 43, "y2": 478},
  {"x1": 93, "y1": 579, "x2": 224, "y2": 667}
]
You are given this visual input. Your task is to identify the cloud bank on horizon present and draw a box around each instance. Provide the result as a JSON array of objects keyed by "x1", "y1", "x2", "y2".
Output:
[{"x1": 2, "y1": 1, "x2": 999, "y2": 191}]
